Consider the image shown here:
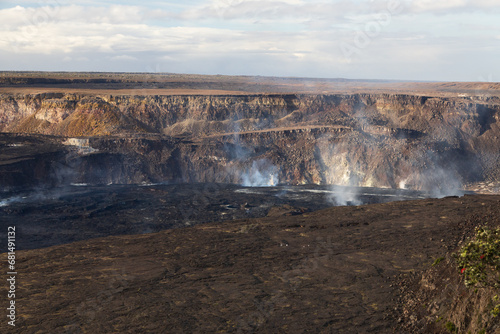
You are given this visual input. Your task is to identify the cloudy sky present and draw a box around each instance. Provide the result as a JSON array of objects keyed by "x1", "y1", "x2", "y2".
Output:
[{"x1": 0, "y1": 0, "x2": 499, "y2": 81}]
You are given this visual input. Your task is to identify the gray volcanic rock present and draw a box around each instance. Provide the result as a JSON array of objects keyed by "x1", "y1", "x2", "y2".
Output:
[{"x1": 0, "y1": 92, "x2": 499, "y2": 190}]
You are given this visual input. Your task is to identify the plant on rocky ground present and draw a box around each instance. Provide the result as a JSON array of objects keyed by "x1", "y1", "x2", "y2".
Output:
[
  {"x1": 445, "y1": 320, "x2": 457, "y2": 332},
  {"x1": 457, "y1": 226, "x2": 500, "y2": 289},
  {"x1": 456, "y1": 225, "x2": 500, "y2": 331},
  {"x1": 433, "y1": 257, "x2": 445, "y2": 266}
]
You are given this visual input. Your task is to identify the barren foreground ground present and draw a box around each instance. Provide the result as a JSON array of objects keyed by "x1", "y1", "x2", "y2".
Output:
[{"x1": 1, "y1": 194, "x2": 499, "y2": 333}]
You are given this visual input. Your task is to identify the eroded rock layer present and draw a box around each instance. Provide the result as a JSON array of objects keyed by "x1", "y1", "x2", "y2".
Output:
[{"x1": 0, "y1": 93, "x2": 499, "y2": 190}]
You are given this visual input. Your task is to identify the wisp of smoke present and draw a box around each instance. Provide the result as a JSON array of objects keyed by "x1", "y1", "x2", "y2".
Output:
[
  {"x1": 327, "y1": 173, "x2": 362, "y2": 206},
  {"x1": 414, "y1": 165, "x2": 464, "y2": 198},
  {"x1": 0, "y1": 196, "x2": 24, "y2": 207},
  {"x1": 241, "y1": 159, "x2": 279, "y2": 187},
  {"x1": 399, "y1": 149, "x2": 465, "y2": 198},
  {"x1": 225, "y1": 119, "x2": 280, "y2": 187}
]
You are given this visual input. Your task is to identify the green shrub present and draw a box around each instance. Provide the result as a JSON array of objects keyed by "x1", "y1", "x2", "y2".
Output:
[
  {"x1": 456, "y1": 226, "x2": 500, "y2": 331},
  {"x1": 491, "y1": 304, "x2": 500, "y2": 317},
  {"x1": 445, "y1": 321, "x2": 456, "y2": 332},
  {"x1": 432, "y1": 257, "x2": 445, "y2": 266},
  {"x1": 456, "y1": 226, "x2": 500, "y2": 288}
]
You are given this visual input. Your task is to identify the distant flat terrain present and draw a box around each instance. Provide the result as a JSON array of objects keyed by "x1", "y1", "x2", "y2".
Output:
[{"x1": 1, "y1": 71, "x2": 499, "y2": 98}]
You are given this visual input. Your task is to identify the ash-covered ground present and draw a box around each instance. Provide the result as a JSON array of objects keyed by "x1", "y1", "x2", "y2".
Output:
[{"x1": 2, "y1": 191, "x2": 499, "y2": 334}]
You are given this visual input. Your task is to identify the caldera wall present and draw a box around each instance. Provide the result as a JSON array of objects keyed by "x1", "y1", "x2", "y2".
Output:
[{"x1": 0, "y1": 92, "x2": 499, "y2": 191}]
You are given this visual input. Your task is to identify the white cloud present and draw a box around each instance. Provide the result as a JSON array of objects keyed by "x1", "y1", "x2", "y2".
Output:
[
  {"x1": 0, "y1": 5, "x2": 144, "y2": 28},
  {"x1": 408, "y1": 0, "x2": 500, "y2": 13},
  {"x1": 179, "y1": 0, "x2": 367, "y2": 23},
  {"x1": 411, "y1": 0, "x2": 467, "y2": 12},
  {"x1": 110, "y1": 55, "x2": 138, "y2": 61},
  {"x1": 0, "y1": 2, "x2": 498, "y2": 81},
  {"x1": 474, "y1": 0, "x2": 499, "y2": 7}
]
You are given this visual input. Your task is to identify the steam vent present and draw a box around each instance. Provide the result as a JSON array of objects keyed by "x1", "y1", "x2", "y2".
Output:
[{"x1": 1, "y1": 72, "x2": 500, "y2": 333}]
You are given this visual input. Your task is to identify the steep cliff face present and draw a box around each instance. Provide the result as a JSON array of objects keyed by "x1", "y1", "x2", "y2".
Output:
[
  {"x1": 1, "y1": 93, "x2": 494, "y2": 135},
  {"x1": 0, "y1": 93, "x2": 499, "y2": 190}
]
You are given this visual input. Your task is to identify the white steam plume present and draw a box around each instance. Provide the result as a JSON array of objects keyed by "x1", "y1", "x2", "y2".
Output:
[
  {"x1": 241, "y1": 159, "x2": 279, "y2": 187},
  {"x1": 225, "y1": 118, "x2": 280, "y2": 187},
  {"x1": 327, "y1": 172, "x2": 362, "y2": 206}
]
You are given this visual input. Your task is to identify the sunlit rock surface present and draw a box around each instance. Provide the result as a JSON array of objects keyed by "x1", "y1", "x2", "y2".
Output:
[{"x1": 1, "y1": 90, "x2": 499, "y2": 193}]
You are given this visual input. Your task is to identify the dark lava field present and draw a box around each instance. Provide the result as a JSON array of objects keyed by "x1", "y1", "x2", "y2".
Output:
[{"x1": 0, "y1": 183, "x2": 428, "y2": 251}]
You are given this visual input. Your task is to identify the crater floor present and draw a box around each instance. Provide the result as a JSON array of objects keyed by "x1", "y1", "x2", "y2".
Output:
[{"x1": 0, "y1": 183, "x2": 427, "y2": 251}]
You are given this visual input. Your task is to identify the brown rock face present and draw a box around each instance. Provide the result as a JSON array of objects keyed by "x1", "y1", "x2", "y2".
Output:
[{"x1": 0, "y1": 92, "x2": 499, "y2": 190}]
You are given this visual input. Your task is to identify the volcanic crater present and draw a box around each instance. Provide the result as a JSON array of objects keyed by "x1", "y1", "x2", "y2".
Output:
[{"x1": 1, "y1": 72, "x2": 500, "y2": 333}]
